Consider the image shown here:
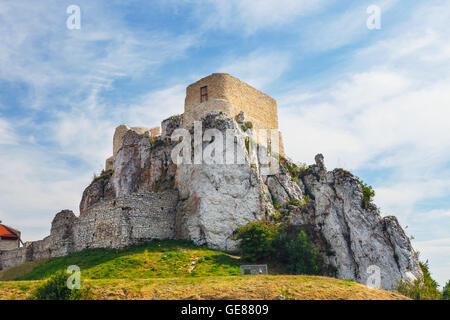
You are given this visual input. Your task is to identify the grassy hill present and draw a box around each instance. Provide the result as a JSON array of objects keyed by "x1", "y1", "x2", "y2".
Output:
[{"x1": 0, "y1": 240, "x2": 408, "y2": 300}]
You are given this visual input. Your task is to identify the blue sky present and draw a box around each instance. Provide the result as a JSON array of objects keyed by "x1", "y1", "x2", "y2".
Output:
[{"x1": 0, "y1": 0, "x2": 449, "y2": 286}]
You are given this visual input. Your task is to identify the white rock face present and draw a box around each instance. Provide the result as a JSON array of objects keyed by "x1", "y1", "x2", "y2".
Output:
[
  {"x1": 175, "y1": 113, "x2": 273, "y2": 251},
  {"x1": 289, "y1": 155, "x2": 422, "y2": 290},
  {"x1": 106, "y1": 112, "x2": 422, "y2": 290},
  {"x1": 176, "y1": 163, "x2": 268, "y2": 251},
  {"x1": 11, "y1": 112, "x2": 420, "y2": 292}
]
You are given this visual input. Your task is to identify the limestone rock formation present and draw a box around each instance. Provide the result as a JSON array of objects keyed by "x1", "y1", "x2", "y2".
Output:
[
  {"x1": 175, "y1": 112, "x2": 273, "y2": 251},
  {"x1": 0, "y1": 73, "x2": 422, "y2": 290},
  {"x1": 78, "y1": 112, "x2": 421, "y2": 289},
  {"x1": 0, "y1": 111, "x2": 422, "y2": 290},
  {"x1": 287, "y1": 156, "x2": 421, "y2": 289}
]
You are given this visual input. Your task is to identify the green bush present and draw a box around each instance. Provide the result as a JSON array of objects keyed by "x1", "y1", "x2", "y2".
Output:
[
  {"x1": 394, "y1": 261, "x2": 442, "y2": 300},
  {"x1": 232, "y1": 220, "x2": 280, "y2": 262},
  {"x1": 92, "y1": 169, "x2": 113, "y2": 183},
  {"x1": 302, "y1": 195, "x2": 311, "y2": 206},
  {"x1": 279, "y1": 287, "x2": 295, "y2": 300},
  {"x1": 289, "y1": 198, "x2": 301, "y2": 207},
  {"x1": 282, "y1": 231, "x2": 319, "y2": 275},
  {"x1": 360, "y1": 180, "x2": 375, "y2": 209},
  {"x1": 241, "y1": 121, "x2": 253, "y2": 132},
  {"x1": 271, "y1": 193, "x2": 280, "y2": 210},
  {"x1": 443, "y1": 280, "x2": 450, "y2": 300},
  {"x1": 232, "y1": 221, "x2": 320, "y2": 275},
  {"x1": 32, "y1": 270, "x2": 91, "y2": 300},
  {"x1": 151, "y1": 136, "x2": 164, "y2": 148}
]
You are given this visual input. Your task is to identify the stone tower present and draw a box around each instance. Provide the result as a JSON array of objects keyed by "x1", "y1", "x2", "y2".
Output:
[
  {"x1": 106, "y1": 73, "x2": 285, "y2": 172},
  {"x1": 183, "y1": 73, "x2": 284, "y2": 156}
]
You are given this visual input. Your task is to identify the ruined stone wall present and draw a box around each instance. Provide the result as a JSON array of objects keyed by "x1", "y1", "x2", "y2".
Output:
[
  {"x1": 184, "y1": 73, "x2": 278, "y2": 131},
  {"x1": 73, "y1": 191, "x2": 178, "y2": 251},
  {"x1": 149, "y1": 126, "x2": 162, "y2": 137},
  {"x1": 0, "y1": 247, "x2": 26, "y2": 269},
  {"x1": 114, "y1": 126, "x2": 161, "y2": 156},
  {"x1": 0, "y1": 239, "x2": 20, "y2": 251},
  {"x1": 183, "y1": 99, "x2": 235, "y2": 129},
  {"x1": 0, "y1": 191, "x2": 178, "y2": 270},
  {"x1": 106, "y1": 125, "x2": 162, "y2": 171}
]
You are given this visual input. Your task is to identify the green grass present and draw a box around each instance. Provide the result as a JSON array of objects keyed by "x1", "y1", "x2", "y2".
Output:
[
  {"x1": 0, "y1": 260, "x2": 46, "y2": 281},
  {"x1": 13, "y1": 240, "x2": 240, "y2": 281},
  {"x1": 0, "y1": 240, "x2": 411, "y2": 300},
  {"x1": 0, "y1": 276, "x2": 409, "y2": 300}
]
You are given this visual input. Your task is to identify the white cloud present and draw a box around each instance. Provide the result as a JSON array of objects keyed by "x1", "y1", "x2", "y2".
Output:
[
  {"x1": 414, "y1": 238, "x2": 450, "y2": 287},
  {"x1": 279, "y1": 68, "x2": 450, "y2": 170},
  {"x1": 0, "y1": 145, "x2": 90, "y2": 241},
  {"x1": 277, "y1": 3, "x2": 450, "y2": 287},
  {"x1": 0, "y1": 118, "x2": 17, "y2": 145},
  {"x1": 0, "y1": 1, "x2": 196, "y2": 110},
  {"x1": 279, "y1": 1, "x2": 450, "y2": 175},
  {"x1": 217, "y1": 50, "x2": 290, "y2": 89},
  {"x1": 189, "y1": 0, "x2": 331, "y2": 34},
  {"x1": 115, "y1": 84, "x2": 186, "y2": 128},
  {"x1": 0, "y1": 1, "x2": 198, "y2": 241}
]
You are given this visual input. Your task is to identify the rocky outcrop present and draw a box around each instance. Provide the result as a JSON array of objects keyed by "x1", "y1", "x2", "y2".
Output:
[
  {"x1": 175, "y1": 113, "x2": 273, "y2": 251},
  {"x1": 0, "y1": 112, "x2": 421, "y2": 290},
  {"x1": 79, "y1": 171, "x2": 114, "y2": 214},
  {"x1": 285, "y1": 155, "x2": 421, "y2": 289},
  {"x1": 80, "y1": 126, "x2": 178, "y2": 214}
]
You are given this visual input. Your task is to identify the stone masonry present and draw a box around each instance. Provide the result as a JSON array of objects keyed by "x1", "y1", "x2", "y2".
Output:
[
  {"x1": 184, "y1": 73, "x2": 284, "y2": 156},
  {"x1": 0, "y1": 191, "x2": 178, "y2": 270}
]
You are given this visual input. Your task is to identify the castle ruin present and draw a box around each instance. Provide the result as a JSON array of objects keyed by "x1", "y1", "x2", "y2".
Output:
[
  {"x1": 0, "y1": 73, "x2": 421, "y2": 290},
  {"x1": 106, "y1": 73, "x2": 284, "y2": 171}
]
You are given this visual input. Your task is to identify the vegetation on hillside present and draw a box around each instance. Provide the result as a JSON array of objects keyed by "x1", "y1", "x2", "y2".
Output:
[
  {"x1": 359, "y1": 180, "x2": 375, "y2": 209},
  {"x1": 2, "y1": 237, "x2": 440, "y2": 301},
  {"x1": 12, "y1": 240, "x2": 240, "y2": 281},
  {"x1": 0, "y1": 239, "x2": 412, "y2": 300},
  {"x1": 232, "y1": 220, "x2": 319, "y2": 275},
  {"x1": 0, "y1": 275, "x2": 409, "y2": 300},
  {"x1": 394, "y1": 261, "x2": 443, "y2": 300},
  {"x1": 32, "y1": 271, "x2": 92, "y2": 300},
  {"x1": 442, "y1": 280, "x2": 450, "y2": 300},
  {"x1": 92, "y1": 169, "x2": 113, "y2": 184}
]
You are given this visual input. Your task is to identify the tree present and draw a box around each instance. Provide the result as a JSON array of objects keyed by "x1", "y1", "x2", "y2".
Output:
[
  {"x1": 360, "y1": 180, "x2": 375, "y2": 209},
  {"x1": 233, "y1": 221, "x2": 320, "y2": 275},
  {"x1": 443, "y1": 280, "x2": 450, "y2": 300},
  {"x1": 232, "y1": 220, "x2": 280, "y2": 262},
  {"x1": 283, "y1": 231, "x2": 319, "y2": 275},
  {"x1": 395, "y1": 261, "x2": 442, "y2": 300}
]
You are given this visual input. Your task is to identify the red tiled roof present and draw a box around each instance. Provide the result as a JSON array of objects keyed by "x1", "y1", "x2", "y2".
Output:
[{"x1": 0, "y1": 224, "x2": 19, "y2": 239}]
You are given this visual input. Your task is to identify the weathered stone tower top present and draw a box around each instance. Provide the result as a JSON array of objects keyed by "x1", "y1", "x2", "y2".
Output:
[
  {"x1": 105, "y1": 73, "x2": 285, "y2": 171},
  {"x1": 183, "y1": 73, "x2": 279, "y2": 130}
]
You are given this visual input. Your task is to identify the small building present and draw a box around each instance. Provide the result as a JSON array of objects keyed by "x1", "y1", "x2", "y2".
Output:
[{"x1": 0, "y1": 223, "x2": 22, "y2": 251}]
